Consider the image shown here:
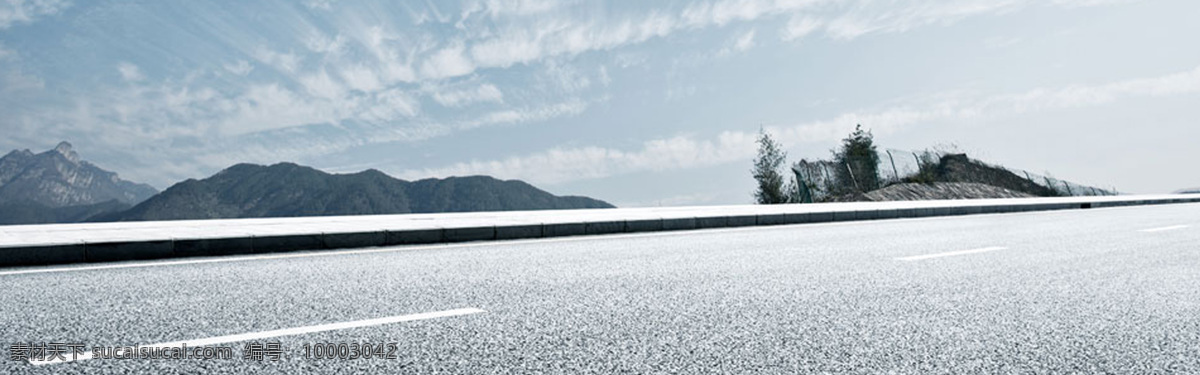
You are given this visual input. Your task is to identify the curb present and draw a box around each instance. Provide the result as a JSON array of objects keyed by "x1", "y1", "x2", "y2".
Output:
[{"x1": 1, "y1": 195, "x2": 1198, "y2": 268}]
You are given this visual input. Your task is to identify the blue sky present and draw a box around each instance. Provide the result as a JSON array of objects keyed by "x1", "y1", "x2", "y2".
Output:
[{"x1": 1, "y1": 0, "x2": 1198, "y2": 206}]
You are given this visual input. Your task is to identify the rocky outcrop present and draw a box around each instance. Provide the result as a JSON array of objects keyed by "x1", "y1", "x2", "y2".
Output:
[
  {"x1": 864, "y1": 182, "x2": 1034, "y2": 201},
  {"x1": 0, "y1": 142, "x2": 158, "y2": 208}
]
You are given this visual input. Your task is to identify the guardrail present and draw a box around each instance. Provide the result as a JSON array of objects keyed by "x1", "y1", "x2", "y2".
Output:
[{"x1": 1, "y1": 194, "x2": 1197, "y2": 267}]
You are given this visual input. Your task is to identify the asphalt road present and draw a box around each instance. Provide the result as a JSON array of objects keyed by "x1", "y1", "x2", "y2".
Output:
[{"x1": 1, "y1": 203, "x2": 1198, "y2": 374}]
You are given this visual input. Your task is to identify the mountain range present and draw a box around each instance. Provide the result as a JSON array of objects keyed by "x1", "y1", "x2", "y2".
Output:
[
  {"x1": 0, "y1": 143, "x2": 613, "y2": 225},
  {"x1": 93, "y1": 162, "x2": 612, "y2": 222}
]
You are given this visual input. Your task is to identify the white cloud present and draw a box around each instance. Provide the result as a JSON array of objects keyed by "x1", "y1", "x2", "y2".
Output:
[
  {"x1": 0, "y1": 0, "x2": 69, "y2": 29},
  {"x1": 781, "y1": 15, "x2": 821, "y2": 41},
  {"x1": 613, "y1": 53, "x2": 647, "y2": 69},
  {"x1": 984, "y1": 36, "x2": 1022, "y2": 49},
  {"x1": 420, "y1": 43, "x2": 476, "y2": 79},
  {"x1": 117, "y1": 62, "x2": 144, "y2": 82},
  {"x1": 598, "y1": 66, "x2": 611, "y2": 86},
  {"x1": 539, "y1": 60, "x2": 592, "y2": 92},
  {"x1": 70, "y1": 72, "x2": 423, "y2": 140},
  {"x1": 664, "y1": 85, "x2": 697, "y2": 101},
  {"x1": 462, "y1": 0, "x2": 565, "y2": 21},
  {"x1": 718, "y1": 29, "x2": 757, "y2": 56},
  {"x1": 223, "y1": 60, "x2": 254, "y2": 76},
  {"x1": 305, "y1": 0, "x2": 338, "y2": 10},
  {"x1": 1050, "y1": 0, "x2": 1140, "y2": 7},
  {"x1": 680, "y1": 0, "x2": 818, "y2": 29},
  {"x1": 0, "y1": 44, "x2": 39, "y2": 94},
  {"x1": 986, "y1": 65, "x2": 1200, "y2": 113},
  {"x1": 0, "y1": 65, "x2": 44, "y2": 94},
  {"x1": 468, "y1": 29, "x2": 544, "y2": 69},
  {"x1": 431, "y1": 83, "x2": 504, "y2": 107},
  {"x1": 821, "y1": 1, "x2": 1028, "y2": 40},
  {"x1": 253, "y1": 47, "x2": 302, "y2": 73},
  {"x1": 620, "y1": 192, "x2": 722, "y2": 208},
  {"x1": 733, "y1": 29, "x2": 756, "y2": 51},
  {"x1": 431, "y1": 0, "x2": 1125, "y2": 80},
  {"x1": 298, "y1": 69, "x2": 345, "y2": 100},
  {"x1": 360, "y1": 25, "x2": 421, "y2": 84},
  {"x1": 401, "y1": 65, "x2": 1200, "y2": 184},
  {"x1": 0, "y1": 0, "x2": 1156, "y2": 189},
  {"x1": 339, "y1": 65, "x2": 383, "y2": 93},
  {"x1": 398, "y1": 131, "x2": 755, "y2": 184},
  {"x1": 305, "y1": 32, "x2": 345, "y2": 54},
  {"x1": 218, "y1": 84, "x2": 334, "y2": 136},
  {"x1": 360, "y1": 88, "x2": 419, "y2": 122},
  {"x1": 465, "y1": 12, "x2": 678, "y2": 71},
  {"x1": 459, "y1": 98, "x2": 587, "y2": 131}
]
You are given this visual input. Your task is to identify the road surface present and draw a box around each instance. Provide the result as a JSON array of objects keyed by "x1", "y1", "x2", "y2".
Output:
[{"x1": 1, "y1": 203, "x2": 1198, "y2": 374}]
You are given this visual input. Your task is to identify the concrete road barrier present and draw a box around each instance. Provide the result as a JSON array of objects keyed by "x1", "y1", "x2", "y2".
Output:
[{"x1": 1, "y1": 194, "x2": 1198, "y2": 268}]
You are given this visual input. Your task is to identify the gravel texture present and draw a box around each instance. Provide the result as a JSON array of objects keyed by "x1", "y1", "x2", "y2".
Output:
[{"x1": 1, "y1": 203, "x2": 1198, "y2": 374}]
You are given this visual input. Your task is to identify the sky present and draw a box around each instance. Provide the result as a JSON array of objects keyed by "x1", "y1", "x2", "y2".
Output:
[{"x1": 1, "y1": 0, "x2": 1198, "y2": 207}]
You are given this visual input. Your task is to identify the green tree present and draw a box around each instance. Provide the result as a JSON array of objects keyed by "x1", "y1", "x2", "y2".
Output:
[
  {"x1": 832, "y1": 124, "x2": 881, "y2": 193},
  {"x1": 752, "y1": 128, "x2": 791, "y2": 204}
]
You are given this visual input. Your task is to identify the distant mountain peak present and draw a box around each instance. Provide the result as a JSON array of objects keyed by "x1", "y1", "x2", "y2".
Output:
[
  {"x1": 0, "y1": 142, "x2": 157, "y2": 208},
  {"x1": 3, "y1": 149, "x2": 33, "y2": 159},
  {"x1": 53, "y1": 141, "x2": 80, "y2": 163}
]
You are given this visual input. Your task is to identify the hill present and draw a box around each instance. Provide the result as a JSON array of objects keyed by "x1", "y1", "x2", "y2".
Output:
[
  {"x1": 406, "y1": 176, "x2": 614, "y2": 212},
  {"x1": 911, "y1": 154, "x2": 1060, "y2": 197},
  {"x1": 0, "y1": 200, "x2": 132, "y2": 225},
  {"x1": 94, "y1": 162, "x2": 613, "y2": 222},
  {"x1": 863, "y1": 182, "x2": 1034, "y2": 201}
]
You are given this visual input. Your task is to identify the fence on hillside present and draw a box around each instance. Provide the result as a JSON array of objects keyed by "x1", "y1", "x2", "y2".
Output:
[{"x1": 791, "y1": 148, "x2": 1119, "y2": 202}]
